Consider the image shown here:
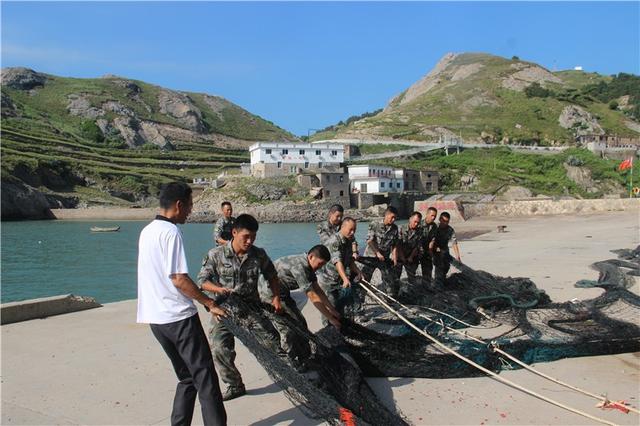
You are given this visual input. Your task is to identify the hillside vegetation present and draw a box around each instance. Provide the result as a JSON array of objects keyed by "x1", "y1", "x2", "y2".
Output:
[
  {"x1": 0, "y1": 67, "x2": 297, "y2": 214},
  {"x1": 354, "y1": 147, "x2": 636, "y2": 199},
  {"x1": 312, "y1": 53, "x2": 640, "y2": 144}
]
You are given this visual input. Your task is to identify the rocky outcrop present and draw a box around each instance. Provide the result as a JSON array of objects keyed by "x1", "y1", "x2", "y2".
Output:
[
  {"x1": 158, "y1": 89, "x2": 206, "y2": 133},
  {"x1": 497, "y1": 186, "x2": 533, "y2": 201},
  {"x1": 559, "y1": 105, "x2": 604, "y2": 135},
  {"x1": 112, "y1": 117, "x2": 146, "y2": 147},
  {"x1": 386, "y1": 52, "x2": 458, "y2": 109},
  {"x1": 1, "y1": 91, "x2": 18, "y2": 117},
  {"x1": 501, "y1": 64, "x2": 562, "y2": 92},
  {"x1": 1, "y1": 180, "x2": 55, "y2": 220},
  {"x1": 67, "y1": 94, "x2": 103, "y2": 119},
  {"x1": 1, "y1": 67, "x2": 48, "y2": 90}
]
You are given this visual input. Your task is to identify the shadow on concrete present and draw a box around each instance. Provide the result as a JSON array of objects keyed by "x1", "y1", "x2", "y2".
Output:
[
  {"x1": 248, "y1": 406, "x2": 322, "y2": 426},
  {"x1": 366, "y1": 377, "x2": 415, "y2": 417},
  {"x1": 246, "y1": 382, "x2": 281, "y2": 396}
]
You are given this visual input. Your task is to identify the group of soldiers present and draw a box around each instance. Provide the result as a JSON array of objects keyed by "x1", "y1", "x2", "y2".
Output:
[{"x1": 197, "y1": 201, "x2": 461, "y2": 401}]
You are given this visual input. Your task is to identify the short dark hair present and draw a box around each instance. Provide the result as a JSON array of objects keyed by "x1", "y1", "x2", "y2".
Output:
[
  {"x1": 410, "y1": 211, "x2": 422, "y2": 219},
  {"x1": 329, "y1": 204, "x2": 344, "y2": 214},
  {"x1": 308, "y1": 244, "x2": 331, "y2": 262},
  {"x1": 342, "y1": 216, "x2": 356, "y2": 226},
  {"x1": 440, "y1": 212, "x2": 451, "y2": 221},
  {"x1": 233, "y1": 214, "x2": 259, "y2": 232},
  {"x1": 427, "y1": 207, "x2": 438, "y2": 214},
  {"x1": 385, "y1": 206, "x2": 398, "y2": 216},
  {"x1": 159, "y1": 182, "x2": 192, "y2": 209},
  {"x1": 221, "y1": 201, "x2": 232, "y2": 209}
]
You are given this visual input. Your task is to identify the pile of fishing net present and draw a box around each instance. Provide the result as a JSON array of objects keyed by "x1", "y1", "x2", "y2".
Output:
[{"x1": 219, "y1": 247, "x2": 640, "y2": 423}]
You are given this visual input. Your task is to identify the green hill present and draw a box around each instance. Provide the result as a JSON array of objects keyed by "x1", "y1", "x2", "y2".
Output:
[
  {"x1": 311, "y1": 53, "x2": 640, "y2": 144},
  {"x1": 1, "y1": 67, "x2": 297, "y2": 218}
]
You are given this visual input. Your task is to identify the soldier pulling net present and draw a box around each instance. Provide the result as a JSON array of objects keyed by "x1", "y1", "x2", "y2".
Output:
[{"x1": 217, "y1": 247, "x2": 639, "y2": 423}]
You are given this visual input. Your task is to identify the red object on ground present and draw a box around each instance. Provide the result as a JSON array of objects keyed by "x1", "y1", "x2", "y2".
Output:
[
  {"x1": 597, "y1": 400, "x2": 631, "y2": 414},
  {"x1": 618, "y1": 157, "x2": 633, "y2": 171},
  {"x1": 339, "y1": 407, "x2": 356, "y2": 426}
]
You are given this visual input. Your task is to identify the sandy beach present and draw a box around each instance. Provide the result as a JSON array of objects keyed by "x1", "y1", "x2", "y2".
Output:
[{"x1": 2, "y1": 210, "x2": 639, "y2": 425}]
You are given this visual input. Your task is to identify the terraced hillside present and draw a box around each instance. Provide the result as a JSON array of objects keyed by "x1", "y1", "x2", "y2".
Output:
[
  {"x1": 0, "y1": 67, "x2": 295, "y2": 218},
  {"x1": 312, "y1": 52, "x2": 640, "y2": 144}
]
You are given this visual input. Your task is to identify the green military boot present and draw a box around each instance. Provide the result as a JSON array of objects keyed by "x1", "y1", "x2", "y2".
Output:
[{"x1": 222, "y1": 384, "x2": 246, "y2": 401}]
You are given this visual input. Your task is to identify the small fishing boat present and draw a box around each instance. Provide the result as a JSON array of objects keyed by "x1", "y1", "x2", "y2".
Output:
[{"x1": 90, "y1": 226, "x2": 120, "y2": 233}]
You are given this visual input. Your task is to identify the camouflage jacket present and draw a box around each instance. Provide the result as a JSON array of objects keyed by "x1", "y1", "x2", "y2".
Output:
[
  {"x1": 400, "y1": 225, "x2": 424, "y2": 260},
  {"x1": 271, "y1": 254, "x2": 316, "y2": 298},
  {"x1": 364, "y1": 220, "x2": 399, "y2": 258},
  {"x1": 317, "y1": 220, "x2": 340, "y2": 245},
  {"x1": 431, "y1": 226, "x2": 457, "y2": 253},
  {"x1": 197, "y1": 241, "x2": 277, "y2": 302},
  {"x1": 318, "y1": 232, "x2": 353, "y2": 283},
  {"x1": 213, "y1": 216, "x2": 235, "y2": 245},
  {"x1": 422, "y1": 222, "x2": 438, "y2": 257}
]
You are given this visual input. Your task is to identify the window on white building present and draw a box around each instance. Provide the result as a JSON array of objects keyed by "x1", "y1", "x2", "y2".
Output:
[
  {"x1": 304, "y1": 162, "x2": 309, "y2": 168},
  {"x1": 315, "y1": 150, "x2": 321, "y2": 155},
  {"x1": 299, "y1": 149, "x2": 305, "y2": 155},
  {"x1": 396, "y1": 182, "x2": 400, "y2": 188},
  {"x1": 318, "y1": 162, "x2": 323, "y2": 168},
  {"x1": 381, "y1": 182, "x2": 385, "y2": 188},
  {"x1": 282, "y1": 149, "x2": 288, "y2": 155},
  {"x1": 277, "y1": 161, "x2": 282, "y2": 168},
  {"x1": 339, "y1": 190, "x2": 344, "y2": 196},
  {"x1": 266, "y1": 149, "x2": 272, "y2": 154},
  {"x1": 331, "y1": 150, "x2": 337, "y2": 156}
]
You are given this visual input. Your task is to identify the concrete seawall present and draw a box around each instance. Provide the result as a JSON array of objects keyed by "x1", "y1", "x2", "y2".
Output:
[
  {"x1": 464, "y1": 198, "x2": 639, "y2": 218},
  {"x1": 1, "y1": 294, "x2": 102, "y2": 325}
]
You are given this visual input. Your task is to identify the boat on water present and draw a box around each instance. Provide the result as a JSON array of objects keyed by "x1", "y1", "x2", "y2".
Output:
[{"x1": 90, "y1": 226, "x2": 120, "y2": 233}]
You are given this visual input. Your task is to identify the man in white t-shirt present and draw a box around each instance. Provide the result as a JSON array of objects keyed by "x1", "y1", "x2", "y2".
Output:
[{"x1": 137, "y1": 182, "x2": 227, "y2": 426}]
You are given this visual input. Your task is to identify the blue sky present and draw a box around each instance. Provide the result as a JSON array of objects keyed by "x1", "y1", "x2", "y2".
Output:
[{"x1": 2, "y1": 1, "x2": 639, "y2": 136}]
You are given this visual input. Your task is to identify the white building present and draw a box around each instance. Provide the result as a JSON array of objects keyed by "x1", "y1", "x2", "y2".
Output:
[
  {"x1": 348, "y1": 165, "x2": 404, "y2": 193},
  {"x1": 249, "y1": 142, "x2": 344, "y2": 178}
]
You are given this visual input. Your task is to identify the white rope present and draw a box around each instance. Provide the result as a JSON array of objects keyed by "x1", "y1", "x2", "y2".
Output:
[
  {"x1": 357, "y1": 279, "x2": 619, "y2": 426},
  {"x1": 363, "y1": 278, "x2": 640, "y2": 415}
]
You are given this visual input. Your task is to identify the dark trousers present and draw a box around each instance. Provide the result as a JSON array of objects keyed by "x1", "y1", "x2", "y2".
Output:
[
  {"x1": 151, "y1": 314, "x2": 227, "y2": 426},
  {"x1": 421, "y1": 254, "x2": 434, "y2": 284}
]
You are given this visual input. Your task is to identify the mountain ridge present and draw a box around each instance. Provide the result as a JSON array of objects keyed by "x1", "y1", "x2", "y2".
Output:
[{"x1": 312, "y1": 52, "x2": 639, "y2": 144}]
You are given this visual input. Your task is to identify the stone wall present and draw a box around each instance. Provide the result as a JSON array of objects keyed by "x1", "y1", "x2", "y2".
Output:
[{"x1": 464, "y1": 198, "x2": 639, "y2": 218}]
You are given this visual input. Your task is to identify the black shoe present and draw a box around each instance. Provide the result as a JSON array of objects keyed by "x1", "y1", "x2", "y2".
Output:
[{"x1": 222, "y1": 384, "x2": 246, "y2": 401}]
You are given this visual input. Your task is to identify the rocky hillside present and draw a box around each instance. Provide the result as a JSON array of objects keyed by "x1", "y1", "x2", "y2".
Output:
[
  {"x1": 312, "y1": 52, "x2": 640, "y2": 144},
  {"x1": 1, "y1": 67, "x2": 298, "y2": 219}
]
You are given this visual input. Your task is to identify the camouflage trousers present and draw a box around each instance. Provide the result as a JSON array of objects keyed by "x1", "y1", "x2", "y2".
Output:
[
  {"x1": 318, "y1": 274, "x2": 364, "y2": 323},
  {"x1": 269, "y1": 296, "x2": 311, "y2": 364},
  {"x1": 402, "y1": 260, "x2": 422, "y2": 287},
  {"x1": 432, "y1": 251, "x2": 451, "y2": 287},
  {"x1": 361, "y1": 261, "x2": 401, "y2": 298},
  {"x1": 208, "y1": 303, "x2": 284, "y2": 387},
  {"x1": 420, "y1": 254, "x2": 434, "y2": 285}
]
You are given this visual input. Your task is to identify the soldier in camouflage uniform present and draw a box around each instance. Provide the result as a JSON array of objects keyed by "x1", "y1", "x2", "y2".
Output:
[
  {"x1": 260, "y1": 246, "x2": 341, "y2": 368},
  {"x1": 428, "y1": 211, "x2": 462, "y2": 288},
  {"x1": 420, "y1": 207, "x2": 438, "y2": 285},
  {"x1": 317, "y1": 204, "x2": 343, "y2": 244},
  {"x1": 317, "y1": 217, "x2": 363, "y2": 320},
  {"x1": 213, "y1": 201, "x2": 235, "y2": 246},
  {"x1": 317, "y1": 204, "x2": 360, "y2": 259},
  {"x1": 361, "y1": 206, "x2": 401, "y2": 297},
  {"x1": 198, "y1": 214, "x2": 284, "y2": 401},
  {"x1": 400, "y1": 211, "x2": 424, "y2": 291}
]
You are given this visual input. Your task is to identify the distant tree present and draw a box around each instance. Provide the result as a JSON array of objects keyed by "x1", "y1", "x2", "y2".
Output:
[
  {"x1": 80, "y1": 120, "x2": 104, "y2": 143},
  {"x1": 524, "y1": 82, "x2": 552, "y2": 98},
  {"x1": 511, "y1": 55, "x2": 520, "y2": 61}
]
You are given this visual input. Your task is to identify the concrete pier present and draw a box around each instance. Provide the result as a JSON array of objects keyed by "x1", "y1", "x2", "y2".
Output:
[{"x1": 2, "y1": 211, "x2": 639, "y2": 425}]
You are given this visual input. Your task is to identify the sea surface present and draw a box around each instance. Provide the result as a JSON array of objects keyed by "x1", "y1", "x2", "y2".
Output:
[{"x1": 1, "y1": 220, "x2": 373, "y2": 304}]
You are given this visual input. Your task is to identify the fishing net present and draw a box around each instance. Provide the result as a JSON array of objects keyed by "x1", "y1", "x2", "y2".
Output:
[{"x1": 217, "y1": 248, "x2": 639, "y2": 422}]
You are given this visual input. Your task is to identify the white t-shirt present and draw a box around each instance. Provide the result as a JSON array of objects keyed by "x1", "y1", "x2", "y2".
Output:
[{"x1": 137, "y1": 218, "x2": 197, "y2": 324}]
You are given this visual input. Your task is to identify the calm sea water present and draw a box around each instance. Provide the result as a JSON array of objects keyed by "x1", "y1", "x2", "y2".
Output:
[{"x1": 1, "y1": 220, "x2": 373, "y2": 304}]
